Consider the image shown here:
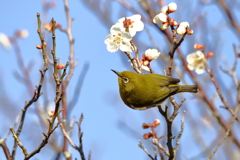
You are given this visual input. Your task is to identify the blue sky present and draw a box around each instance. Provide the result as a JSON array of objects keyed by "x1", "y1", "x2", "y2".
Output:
[{"x1": 0, "y1": 0, "x2": 240, "y2": 160}]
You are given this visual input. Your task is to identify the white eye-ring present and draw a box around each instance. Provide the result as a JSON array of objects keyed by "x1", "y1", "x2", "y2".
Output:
[{"x1": 122, "y1": 77, "x2": 129, "y2": 83}]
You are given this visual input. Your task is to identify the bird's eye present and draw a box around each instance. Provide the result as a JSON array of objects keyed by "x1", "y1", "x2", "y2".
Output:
[{"x1": 122, "y1": 77, "x2": 129, "y2": 83}]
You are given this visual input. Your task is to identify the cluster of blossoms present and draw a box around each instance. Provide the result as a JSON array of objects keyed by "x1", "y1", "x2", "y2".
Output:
[
  {"x1": 104, "y1": 14, "x2": 161, "y2": 71},
  {"x1": 142, "y1": 119, "x2": 161, "y2": 139},
  {"x1": 186, "y1": 44, "x2": 214, "y2": 74},
  {"x1": 153, "y1": 2, "x2": 193, "y2": 35},
  {"x1": 104, "y1": 14, "x2": 144, "y2": 53},
  {"x1": 104, "y1": 2, "x2": 212, "y2": 75}
]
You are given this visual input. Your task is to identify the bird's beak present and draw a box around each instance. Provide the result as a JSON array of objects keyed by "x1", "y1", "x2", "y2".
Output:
[{"x1": 111, "y1": 69, "x2": 120, "y2": 77}]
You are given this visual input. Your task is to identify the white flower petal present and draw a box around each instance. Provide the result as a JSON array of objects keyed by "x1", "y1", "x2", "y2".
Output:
[
  {"x1": 142, "y1": 65, "x2": 150, "y2": 72},
  {"x1": 153, "y1": 15, "x2": 161, "y2": 24},
  {"x1": 107, "y1": 42, "x2": 119, "y2": 52},
  {"x1": 195, "y1": 64, "x2": 205, "y2": 74},
  {"x1": 180, "y1": 22, "x2": 190, "y2": 28},
  {"x1": 134, "y1": 21, "x2": 144, "y2": 31},
  {"x1": 196, "y1": 50, "x2": 205, "y2": 59},
  {"x1": 186, "y1": 53, "x2": 196, "y2": 63},
  {"x1": 110, "y1": 25, "x2": 121, "y2": 35},
  {"x1": 176, "y1": 26, "x2": 186, "y2": 35},
  {"x1": 121, "y1": 30, "x2": 132, "y2": 39},
  {"x1": 130, "y1": 14, "x2": 141, "y2": 21},
  {"x1": 119, "y1": 42, "x2": 133, "y2": 52},
  {"x1": 188, "y1": 64, "x2": 195, "y2": 70},
  {"x1": 161, "y1": 6, "x2": 168, "y2": 14}
]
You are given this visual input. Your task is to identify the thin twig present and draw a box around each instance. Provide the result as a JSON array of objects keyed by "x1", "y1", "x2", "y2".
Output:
[
  {"x1": 207, "y1": 68, "x2": 239, "y2": 122},
  {"x1": 152, "y1": 138, "x2": 170, "y2": 157},
  {"x1": 174, "y1": 110, "x2": 186, "y2": 153},
  {"x1": 138, "y1": 140, "x2": 155, "y2": 160},
  {"x1": 10, "y1": 128, "x2": 28, "y2": 156},
  {"x1": 58, "y1": 114, "x2": 87, "y2": 160},
  {"x1": 5, "y1": 113, "x2": 21, "y2": 141},
  {"x1": 0, "y1": 139, "x2": 11, "y2": 159},
  {"x1": 206, "y1": 104, "x2": 240, "y2": 160},
  {"x1": 216, "y1": 0, "x2": 240, "y2": 36},
  {"x1": 25, "y1": 123, "x2": 59, "y2": 160}
]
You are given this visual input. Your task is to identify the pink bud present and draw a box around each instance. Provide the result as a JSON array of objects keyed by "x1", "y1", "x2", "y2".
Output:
[
  {"x1": 205, "y1": 52, "x2": 214, "y2": 59},
  {"x1": 187, "y1": 30, "x2": 194, "y2": 35},
  {"x1": 57, "y1": 63, "x2": 65, "y2": 69},
  {"x1": 48, "y1": 111, "x2": 54, "y2": 117},
  {"x1": 143, "y1": 133, "x2": 152, "y2": 139},
  {"x1": 152, "y1": 119, "x2": 160, "y2": 127},
  {"x1": 194, "y1": 44, "x2": 205, "y2": 49},
  {"x1": 36, "y1": 45, "x2": 42, "y2": 49},
  {"x1": 142, "y1": 123, "x2": 151, "y2": 129}
]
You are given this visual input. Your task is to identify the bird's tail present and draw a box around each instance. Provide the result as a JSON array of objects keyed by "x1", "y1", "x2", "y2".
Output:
[{"x1": 178, "y1": 85, "x2": 198, "y2": 93}]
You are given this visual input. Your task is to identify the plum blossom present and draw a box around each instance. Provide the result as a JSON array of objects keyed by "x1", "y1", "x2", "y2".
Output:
[
  {"x1": 104, "y1": 25, "x2": 134, "y2": 53},
  {"x1": 187, "y1": 51, "x2": 207, "y2": 74}
]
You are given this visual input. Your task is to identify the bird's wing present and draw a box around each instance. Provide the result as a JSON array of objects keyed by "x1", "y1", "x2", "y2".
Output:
[
  {"x1": 151, "y1": 86, "x2": 179, "y2": 104},
  {"x1": 149, "y1": 74, "x2": 180, "y2": 86}
]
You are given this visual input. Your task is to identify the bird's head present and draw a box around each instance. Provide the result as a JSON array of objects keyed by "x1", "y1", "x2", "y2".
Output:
[{"x1": 111, "y1": 70, "x2": 138, "y2": 93}]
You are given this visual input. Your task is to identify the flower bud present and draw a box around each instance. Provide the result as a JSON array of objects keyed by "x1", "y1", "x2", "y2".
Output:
[
  {"x1": 36, "y1": 45, "x2": 42, "y2": 49},
  {"x1": 57, "y1": 63, "x2": 65, "y2": 69},
  {"x1": 153, "y1": 13, "x2": 168, "y2": 24},
  {"x1": 205, "y1": 52, "x2": 214, "y2": 59},
  {"x1": 152, "y1": 119, "x2": 160, "y2": 127},
  {"x1": 194, "y1": 44, "x2": 205, "y2": 49},
  {"x1": 143, "y1": 133, "x2": 152, "y2": 139},
  {"x1": 179, "y1": 22, "x2": 190, "y2": 28},
  {"x1": 158, "y1": 13, "x2": 168, "y2": 23},
  {"x1": 187, "y1": 30, "x2": 194, "y2": 35},
  {"x1": 167, "y1": 2, "x2": 177, "y2": 13},
  {"x1": 48, "y1": 111, "x2": 54, "y2": 117},
  {"x1": 145, "y1": 49, "x2": 161, "y2": 60},
  {"x1": 176, "y1": 26, "x2": 186, "y2": 35},
  {"x1": 160, "y1": 6, "x2": 168, "y2": 14},
  {"x1": 142, "y1": 123, "x2": 151, "y2": 129}
]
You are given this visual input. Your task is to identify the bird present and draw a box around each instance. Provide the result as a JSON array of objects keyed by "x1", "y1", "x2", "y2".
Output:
[{"x1": 111, "y1": 70, "x2": 198, "y2": 110}]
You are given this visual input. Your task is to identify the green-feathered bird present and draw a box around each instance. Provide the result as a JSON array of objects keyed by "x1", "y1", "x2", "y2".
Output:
[{"x1": 111, "y1": 70, "x2": 198, "y2": 110}]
